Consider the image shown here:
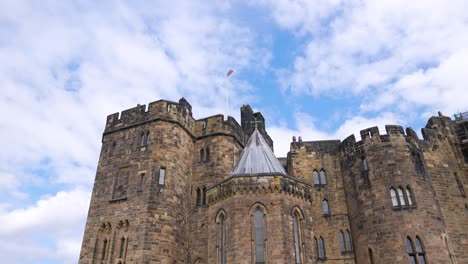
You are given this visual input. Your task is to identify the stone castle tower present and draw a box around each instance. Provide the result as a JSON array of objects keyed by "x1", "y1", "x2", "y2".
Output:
[{"x1": 79, "y1": 98, "x2": 467, "y2": 264}]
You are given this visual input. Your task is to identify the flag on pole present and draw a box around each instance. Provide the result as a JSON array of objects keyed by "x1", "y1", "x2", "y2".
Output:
[{"x1": 226, "y1": 69, "x2": 234, "y2": 77}]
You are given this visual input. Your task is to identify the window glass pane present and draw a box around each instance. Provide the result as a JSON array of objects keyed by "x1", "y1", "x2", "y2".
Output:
[
  {"x1": 362, "y1": 158, "x2": 368, "y2": 171},
  {"x1": 255, "y1": 209, "x2": 265, "y2": 264},
  {"x1": 415, "y1": 237, "x2": 424, "y2": 253},
  {"x1": 406, "y1": 238, "x2": 414, "y2": 253},
  {"x1": 406, "y1": 188, "x2": 413, "y2": 205},
  {"x1": 322, "y1": 200, "x2": 329, "y2": 215},
  {"x1": 320, "y1": 170, "x2": 327, "y2": 185},
  {"x1": 419, "y1": 255, "x2": 426, "y2": 264},
  {"x1": 319, "y1": 238, "x2": 325, "y2": 258},
  {"x1": 339, "y1": 231, "x2": 345, "y2": 252},
  {"x1": 314, "y1": 238, "x2": 319, "y2": 258},
  {"x1": 293, "y1": 213, "x2": 301, "y2": 264},
  {"x1": 159, "y1": 168, "x2": 166, "y2": 185},
  {"x1": 345, "y1": 230, "x2": 352, "y2": 250},
  {"x1": 390, "y1": 189, "x2": 398, "y2": 206},
  {"x1": 398, "y1": 188, "x2": 406, "y2": 206},
  {"x1": 410, "y1": 256, "x2": 417, "y2": 264},
  {"x1": 221, "y1": 215, "x2": 226, "y2": 264},
  {"x1": 313, "y1": 171, "x2": 319, "y2": 185}
]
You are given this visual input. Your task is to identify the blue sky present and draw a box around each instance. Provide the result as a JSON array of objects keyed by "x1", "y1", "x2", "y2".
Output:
[{"x1": 1, "y1": 0, "x2": 468, "y2": 263}]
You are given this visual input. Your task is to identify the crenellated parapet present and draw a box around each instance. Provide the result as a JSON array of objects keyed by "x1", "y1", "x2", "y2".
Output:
[
  {"x1": 207, "y1": 175, "x2": 313, "y2": 205},
  {"x1": 104, "y1": 97, "x2": 245, "y2": 143}
]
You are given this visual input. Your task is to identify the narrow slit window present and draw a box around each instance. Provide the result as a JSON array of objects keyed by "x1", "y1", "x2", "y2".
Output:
[
  {"x1": 314, "y1": 237, "x2": 319, "y2": 259},
  {"x1": 119, "y1": 237, "x2": 125, "y2": 258},
  {"x1": 140, "y1": 132, "x2": 145, "y2": 146},
  {"x1": 158, "y1": 168, "x2": 166, "y2": 185},
  {"x1": 254, "y1": 209, "x2": 265, "y2": 264},
  {"x1": 221, "y1": 214, "x2": 226, "y2": 264},
  {"x1": 292, "y1": 212, "x2": 302, "y2": 264},
  {"x1": 102, "y1": 239, "x2": 108, "y2": 260},
  {"x1": 205, "y1": 148, "x2": 210, "y2": 161},
  {"x1": 369, "y1": 248, "x2": 375, "y2": 264},
  {"x1": 200, "y1": 149, "x2": 205, "y2": 161},
  {"x1": 362, "y1": 158, "x2": 368, "y2": 171},
  {"x1": 146, "y1": 131, "x2": 150, "y2": 145},
  {"x1": 196, "y1": 188, "x2": 201, "y2": 206},
  {"x1": 139, "y1": 173, "x2": 146, "y2": 191},
  {"x1": 202, "y1": 187, "x2": 207, "y2": 206}
]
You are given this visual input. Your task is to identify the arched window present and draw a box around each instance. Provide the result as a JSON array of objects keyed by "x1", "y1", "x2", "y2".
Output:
[
  {"x1": 202, "y1": 187, "x2": 207, "y2": 206},
  {"x1": 319, "y1": 236, "x2": 326, "y2": 259},
  {"x1": 140, "y1": 132, "x2": 146, "y2": 146},
  {"x1": 292, "y1": 212, "x2": 302, "y2": 264},
  {"x1": 146, "y1": 131, "x2": 150, "y2": 145},
  {"x1": 320, "y1": 169, "x2": 327, "y2": 185},
  {"x1": 345, "y1": 230, "x2": 352, "y2": 251},
  {"x1": 102, "y1": 239, "x2": 108, "y2": 260},
  {"x1": 200, "y1": 149, "x2": 205, "y2": 161},
  {"x1": 406, "y1": 187, "x2": 413, "y2": 206},
  {"x1": 314, "y1": 237, "x2": 319, "y2": 259},
  {"x1": 216, "y1": 211, "x2": 227, "y2": 264},
  {"x1": 398, "y1": 187, "x2": 406, "y2": 206},
  {"x1": 406, "y1": 237, "x2": 417, "y2": 264},
  {"x1": 339, "y1": 230, "x2": 345, "y2": 252},
  {"x1": 415, "y1": 237, "x2": 426, "y2": 264},
  {"x1": 196, "y1": 188, "x2": 201, "y2": 206},
  {"x1": 205, "y1": 148, "x2": 210, "y2": 161},
  {"x1": 362, "y1": 158, "x2": 368, "y2": 171},
  {"x1": 139, "y1": 173, "x2": 146, "y2": 192},
  {"x1": 369, "y1": 248, "x2": 375, "y2": 264},
  {"x1": 313, "y1": 170, "x2": 319, "y2": 185},
  {"x1": 390, "y1": 188, "x2": 398, "y2": 207},
  {"x1": 322, "y1": 200, "x2": 330, "y2": 215},
  {"x1": 119, "y1": 237, "x2": 125, "y2": 258},
  {"x1": 254, "y1": 208, "x2": 265, "y2": 264}
]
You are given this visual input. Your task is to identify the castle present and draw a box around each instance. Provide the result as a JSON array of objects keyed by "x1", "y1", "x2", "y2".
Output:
[{"x1": 79, "y1": 97, "x2": 468, "y2": 264}]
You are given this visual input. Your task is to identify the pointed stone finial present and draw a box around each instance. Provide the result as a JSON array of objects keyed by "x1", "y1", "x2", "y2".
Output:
[{"x1": 251, "y1": 117, "x2": 262, "y2": 130}]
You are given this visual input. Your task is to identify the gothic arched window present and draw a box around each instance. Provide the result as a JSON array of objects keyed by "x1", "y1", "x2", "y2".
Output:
[
  {"x1": 398, "y1": 187, "x2": 406, "y2": 206},
  {"x1": 415, "y1": 236, "x2": 426, "y2": 264},
  {"x1": 406, "y1": 186, "x2": 414, "y2": 206},
  {"x1": 200, "y1": 149, "x2": 205, "y2": 161},
  {"x1": 254, "y1": 208, "x2": 265, "y2": 264},
  {"x1": 205, "y1": 147, "x2": 210, "y2": 161},
  {"x1": 319, "y1": 236, "x2": 326, "y2": 259},
  {"x1": 202, "y1": 187, "x2": 207, "y2": 206},
  {"x1": 319, "y1": 169, "x2": 327, "y2": 185},
  {"x1": 339, "y1": 230, "x2": 345, "y2": 252},
  {"x1": 292, "y1": 212, "x2": 302, "y2": 264},
  {"x1": 406, "y1": 237, "x2": 417, "y2": 264},
  {"x1": 314, "y1": 237, "x2": 319, "y2": 259},
  {"x1": 322, "y1": 200, "x2": 330, "y2": 215},
  {"x1": 216, "y1": 211, "x2": 227, "y2": 264},
  {"x1": 390, "y1": 188, "x2": 398, "y2": 207},
  {"x1": 369, "y1": 248, "x2": 375, "y2": 264},
  {"x1": 345, "y1": 230, "x2": 352, "y2": 251},
  {"x1": 313, "y1": 170, "x2": 320, "y2": 185}
]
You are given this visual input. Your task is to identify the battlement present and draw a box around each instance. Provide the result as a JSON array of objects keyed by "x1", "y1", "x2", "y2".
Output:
[
  {"x1": 104, "y1": 97, "x2": 246, "y2": 144},
  {"x1": 290, "y1": 140, "x2": 341, "y2": 155}
]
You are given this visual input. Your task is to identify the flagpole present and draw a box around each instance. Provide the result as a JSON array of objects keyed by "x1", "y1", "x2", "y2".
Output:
[{"x1": 225, "y1": 69, "x2": 233, "y2": 120}]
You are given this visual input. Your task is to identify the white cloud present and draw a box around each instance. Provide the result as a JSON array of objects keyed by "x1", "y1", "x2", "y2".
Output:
[
  {"x1": 260, "y1": 0, "x2": 468, "y2": 115},
  {"x1": 0, "y1": 188, "x2": 90, "y2": 263}
]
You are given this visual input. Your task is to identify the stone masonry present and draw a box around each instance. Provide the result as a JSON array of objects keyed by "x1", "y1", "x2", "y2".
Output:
[{"x1": 79, "y1": 98, "x2": 467, "y2": 264}]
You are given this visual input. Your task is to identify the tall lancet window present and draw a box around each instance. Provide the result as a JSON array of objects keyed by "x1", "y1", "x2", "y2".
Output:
[
  {"x1": 255, "y1": 209, "x2": 265, "y2": 264},
  {"x1": 221, "y1": 215, "x2": 226, "y2": 264},
  {"x1": 292, "y1": 211, "x2": 302, "y2": 264}
]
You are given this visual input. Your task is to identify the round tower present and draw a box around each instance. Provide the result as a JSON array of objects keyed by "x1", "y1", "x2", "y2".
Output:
[{"x1": 340, "y1": 125, "x2": 450, "y2": 263}]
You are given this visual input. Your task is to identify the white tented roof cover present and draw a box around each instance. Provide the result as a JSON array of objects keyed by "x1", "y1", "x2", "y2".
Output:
[{"x1": 231, "y1": 128, "x2": 287, "y2": 176}]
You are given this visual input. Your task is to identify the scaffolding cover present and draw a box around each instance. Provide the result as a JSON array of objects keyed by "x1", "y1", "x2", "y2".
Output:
[{"x1": 231, "y1": 129, "x2": 287, "y2": 176}]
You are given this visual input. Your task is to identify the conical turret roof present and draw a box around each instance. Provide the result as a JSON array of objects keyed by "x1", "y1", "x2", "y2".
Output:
[{"x1": 231, "y1": 129, "x2": 287, "y2": 176}]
